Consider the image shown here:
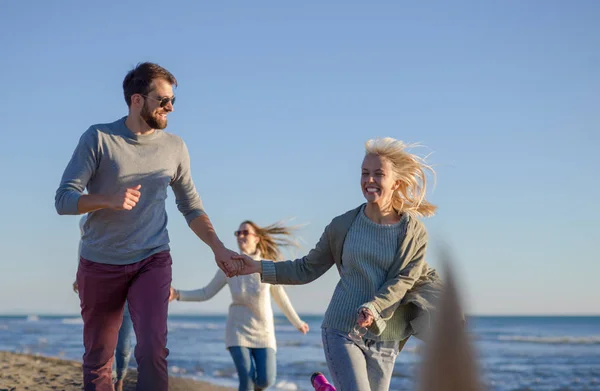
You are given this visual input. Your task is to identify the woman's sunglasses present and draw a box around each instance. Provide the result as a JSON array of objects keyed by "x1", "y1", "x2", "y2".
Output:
[
  {"x1": 141, "y1": 94, "x2": 176, "y2": 108},
  {"x1": 234, "y1": 230, "x2": 254, "y2": 237}
]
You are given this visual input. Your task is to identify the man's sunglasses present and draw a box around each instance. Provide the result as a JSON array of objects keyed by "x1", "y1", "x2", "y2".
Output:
[
  {"x1": 234, "y1": 230, "x2": 254, "y2": 237},
  {"x1": 141, "y1": 94, "x2": 176, "y2": 108}
]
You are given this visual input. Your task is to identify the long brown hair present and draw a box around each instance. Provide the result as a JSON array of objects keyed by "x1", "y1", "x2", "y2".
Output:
[{"x1": 240, "y1": 220, "x2": 300, "y2": 261}]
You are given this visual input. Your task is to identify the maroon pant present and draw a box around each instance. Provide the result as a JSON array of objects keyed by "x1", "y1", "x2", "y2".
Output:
[{"x1": 76, "y1": 250, "x2": 172, "y2": 391}]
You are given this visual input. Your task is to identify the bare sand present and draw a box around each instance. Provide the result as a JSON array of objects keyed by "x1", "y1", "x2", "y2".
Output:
[{"x1": 0, "y1": 351, "x2": 234, "y2": 391}]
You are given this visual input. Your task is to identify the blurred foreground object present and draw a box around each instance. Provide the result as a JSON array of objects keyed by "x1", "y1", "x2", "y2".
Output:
[{"x1": 417, "y1": 246, "x2": 485, "y2": 391}]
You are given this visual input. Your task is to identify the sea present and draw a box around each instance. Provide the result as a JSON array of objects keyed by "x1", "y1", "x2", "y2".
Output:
[{"x1": 0, "y1": 314, "x2": 599, "y2": 391}]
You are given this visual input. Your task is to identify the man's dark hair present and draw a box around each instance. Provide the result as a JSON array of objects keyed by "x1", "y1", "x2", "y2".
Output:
[{"x1": 122, "y1": 62, "x2": 178, "y2": 107}]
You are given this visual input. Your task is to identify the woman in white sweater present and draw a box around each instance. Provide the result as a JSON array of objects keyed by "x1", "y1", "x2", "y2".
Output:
[{"x1": 170, "y1": 220, "x2": 309, "y2": 391}]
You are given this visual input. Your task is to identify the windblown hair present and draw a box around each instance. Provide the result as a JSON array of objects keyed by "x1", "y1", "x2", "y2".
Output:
[
  {"x1": 122, "y1": 62, "x2": 177, "y2": 107},
  {"x1": 241, "y1": 220, "x2": 301, "y2": 262},
  {"x1": 365, "y1": 137, "x2": 437, "y2": 217}
]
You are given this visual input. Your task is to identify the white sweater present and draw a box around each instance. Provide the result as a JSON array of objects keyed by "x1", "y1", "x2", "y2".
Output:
[{"x1": 177, "y1": 252, "x2": 305, "y2": 351}]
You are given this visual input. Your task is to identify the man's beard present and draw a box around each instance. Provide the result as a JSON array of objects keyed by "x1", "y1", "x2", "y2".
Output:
[{"x1": 141, "y1": 102, "x2": 167, "y2": 130}]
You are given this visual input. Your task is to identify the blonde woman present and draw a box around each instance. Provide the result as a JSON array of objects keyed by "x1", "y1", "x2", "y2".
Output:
[
  {"x1": 170, "y1": 220, "x2": 310, "y2": 391},
  {"x1": 234, "y1": 137, "x2": 443, "y2": 391}
]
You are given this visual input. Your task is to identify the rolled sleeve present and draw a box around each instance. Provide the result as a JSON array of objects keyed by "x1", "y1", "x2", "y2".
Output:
[
  {"x1": 359, "y1": 303, "x2": 387, "y2": 335},
  {"x1": 261, "y1": 261, "x2": 278, "y2": 284}
]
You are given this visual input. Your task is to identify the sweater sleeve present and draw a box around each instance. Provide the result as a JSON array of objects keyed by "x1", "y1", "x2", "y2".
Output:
[
  {"x1": 55, "y1": 128, "x2": 100, "y2": 215},
  {"x1": 261, "y1": 224, "x2": 335, "y2": 285},
  {"x1": 178, "y1": 269, "x2": 228, "y2": 302},
  {"x1": 270, "y1": 285, "x2": 304, "y2": 329},
  {"x1": 360, "y1": 228, "x2": 429, "y2": 336},
  {"x1": 170, "y1": 139, "x2": 206, "y2": 225}
]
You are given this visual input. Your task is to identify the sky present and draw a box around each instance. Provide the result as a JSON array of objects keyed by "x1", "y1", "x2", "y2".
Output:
[{"x1": 0, "y1": 0, "x2": 598, "y2": 316}]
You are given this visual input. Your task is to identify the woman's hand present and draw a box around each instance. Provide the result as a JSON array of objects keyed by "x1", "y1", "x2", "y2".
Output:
[
  {"x1": 298, "y1": 322, "x2": 310, "y2": 334},
  {"x1": 231, "y1": 254, "x2": 262, "y2": 276},
  {"x1": 169, "y1": 286, "x2": 180, "y2": 302},
  {"x1": 356, "y1": 307, "x2": 374, "y2": 328}
]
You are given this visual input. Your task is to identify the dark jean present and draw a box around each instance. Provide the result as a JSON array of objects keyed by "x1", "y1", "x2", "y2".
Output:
[
  {"x1": 77, "y1": 250, "x2": 172, "y2": 391},
  {"x1": 228, "y1": 346, "x2": 277, "y2": 391},
  {"x1": 112, "y1": 302, "x2": 134, "y2": 382}
]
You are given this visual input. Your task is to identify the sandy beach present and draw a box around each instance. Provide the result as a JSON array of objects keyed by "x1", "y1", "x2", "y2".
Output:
[{"x1": 0, "y1": 351, "x2": 234, "y2": 391}]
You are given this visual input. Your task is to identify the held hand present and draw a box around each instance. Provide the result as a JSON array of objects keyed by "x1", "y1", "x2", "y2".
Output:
[
  {"x1": 108, "y1": 184, "x2": 142, "y2": 210},
  {"x1": 298, "y1": 322, "x2": 310, "y2": 334},
  {"x1": 72, "y1": 281, "x2": 78, "y2": 294},
  {"x1": 169, "y1": 287, "x2": 179, "y2": 302},
  {"x1": 214, "y1": 246, "x2": 242, "y2": 277},
  {"x1": 356, "y1": 307, "x2": 374, "y2": 328},
  {"x1": 230, "y1": 254, "x2": 262, "y2": 276}
]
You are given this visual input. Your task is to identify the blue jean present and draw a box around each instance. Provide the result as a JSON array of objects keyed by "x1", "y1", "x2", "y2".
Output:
[
  {"x1": 111, "y1": 302, "x2": 134, "y2": 382},
  {"x1": 228, "y1": 346, "x2": 276, "y2": 391},
  {"x1": 321, "y1": 328, "x2": 400, "y2": 391}
]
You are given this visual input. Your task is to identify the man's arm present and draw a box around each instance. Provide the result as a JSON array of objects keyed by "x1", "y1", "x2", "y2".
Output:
[
  {"x1": 55, "y1": 128, "x2": 140, "y2": 215},
  {"x1": 55, "y1": 129, "x2": 99, "y2": 215},
  {"x1": 77, "y1": 187, "x2": 141, "y2": 214},
  {"x1": 189, "y1": 214, "x2": 224, "y2": 252},
  {"x1": 189, "y1": 214, "x2": 240, "y2": 277},
  {"x1": 170, "y1": 140, "x2": 239, "y2": 276}
]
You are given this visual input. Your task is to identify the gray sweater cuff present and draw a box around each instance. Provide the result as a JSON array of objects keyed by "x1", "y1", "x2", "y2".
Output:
[
  {"x1": 184, "y1": 209, "x2": 207, "y2": 225},
  {"x1": 59, "y1": 192, "x2": 82, "y2": 215},
  {"x1": 261, "y1": 261, "x2": 277, "y2": 284},
  {"x1": 360, "y1": 303, "x2": 387, "y2": 335}
]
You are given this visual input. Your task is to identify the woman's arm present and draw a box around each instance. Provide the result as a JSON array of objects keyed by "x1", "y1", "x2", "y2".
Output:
[
  {"x1": 238, "y1": 225, "x2": 335, "y2": 285},
  {"x1": 360, "y1": 230, "x2": 429, "y2": 335},
  {"x1": 174, "y1": 269, "x2": 228, "y2": 302},
  {"x1": 270, "y1": 285, "x2": 306, "y2": 331}
]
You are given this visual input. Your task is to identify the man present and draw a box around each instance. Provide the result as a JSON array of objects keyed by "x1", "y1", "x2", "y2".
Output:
[
  {"x1": 72, "y1": 215, "x2": 134, "y2": 391},
  {"x1": 55, "y1": 62, "x2": 239, "y2": 391}
]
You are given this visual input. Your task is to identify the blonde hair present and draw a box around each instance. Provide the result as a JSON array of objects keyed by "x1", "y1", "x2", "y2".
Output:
[
  {"x1": 365, "y1": 137, "x2": 437, "y2": 217},
  {"x1": 240, "y1": 220, "x2": 301, "y2": 261}
]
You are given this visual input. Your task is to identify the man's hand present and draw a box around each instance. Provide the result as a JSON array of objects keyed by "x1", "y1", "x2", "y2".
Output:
[
  {"x1": 188, "y1": 215, "x2": 241, "y2": 276},
  {"x1": 356, "y1": 307, "x2": 374, "y2": 328},
  {"x1": 298, "y1": 322, "x2": 310, "y2": 334},
  {"x1": 213, "y1": 246, "x2": 243, "y2": 277},
  {"x1": 107, "y1": 185, "x2": 142, "y2": 211}
]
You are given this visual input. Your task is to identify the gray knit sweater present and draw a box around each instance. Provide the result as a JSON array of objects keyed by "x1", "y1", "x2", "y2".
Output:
[{"x1": 321, "y1": 205, "x2": 409, "y2": 341}]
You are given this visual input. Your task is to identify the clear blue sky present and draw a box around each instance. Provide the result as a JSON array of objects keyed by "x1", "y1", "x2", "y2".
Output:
[{"x1": 0, "y1": 1, "x2": 598, "y2": 316}]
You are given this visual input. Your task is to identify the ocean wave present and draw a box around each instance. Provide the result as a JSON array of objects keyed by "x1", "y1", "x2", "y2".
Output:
[
  {"x1": 498, "y1": 335, "x2": 600, "y2": 345},
  {"x1": 275, "y1": 325, "x2": 301, "y2": 332},
  {"x1": 168, "y1": 322, "x2": 220, "y2": 331},
  {"x1": 274, "y1": 380, "x2": 299, "y2": 390},
  {"x1": 61, "y1": 317, "x2": 83, "y2": 325},
  {"x1": 212, "y1": 367, "x2": 238, "y2": 379},
  {"x1": 26, "y1": 315, "x2": 39, "y2": 322},
  {"x1": 169, "y1": 365, "x2": 189, "y2": 375}
]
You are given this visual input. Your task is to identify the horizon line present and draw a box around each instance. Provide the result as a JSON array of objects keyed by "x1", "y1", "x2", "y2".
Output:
[{"x1": 0, "y1": 312, "x2": 599, "y2": 317}]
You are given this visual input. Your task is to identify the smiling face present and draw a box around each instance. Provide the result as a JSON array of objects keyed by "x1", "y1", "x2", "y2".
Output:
[
  {"x1": 139, "y1": 78, "x2": 174, "y2": 130},
  {"x1": 235, "y1": 223, "x2": 261, "y2": 255},
  {"x1": 361, "y1": 154, "x2": 400, "y2": 207}
]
